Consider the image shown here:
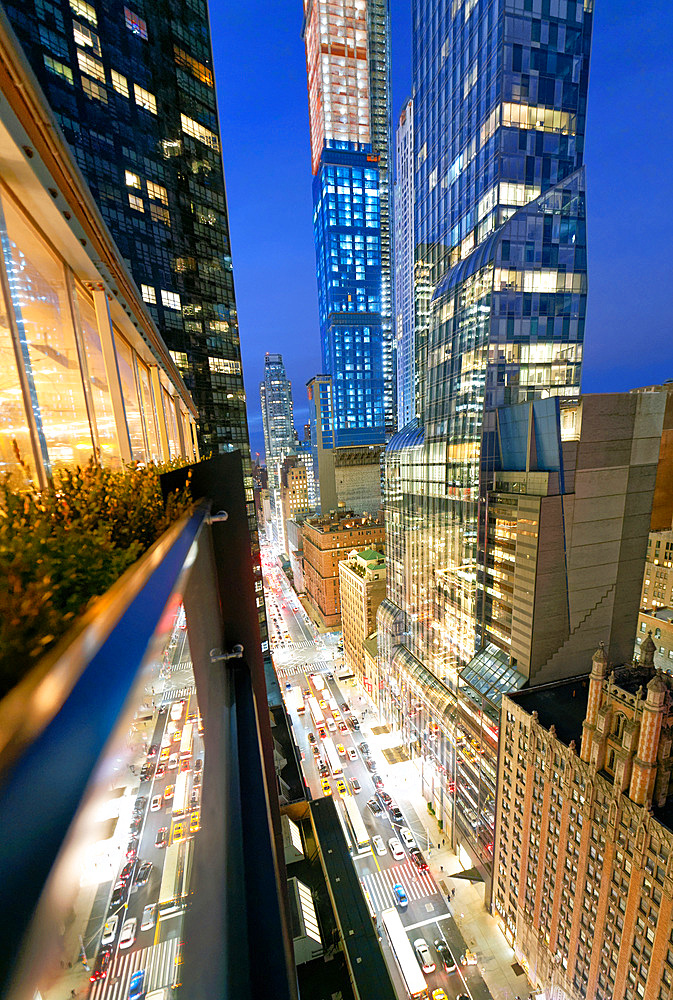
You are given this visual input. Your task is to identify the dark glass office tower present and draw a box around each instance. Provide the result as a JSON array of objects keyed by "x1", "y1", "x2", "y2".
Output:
[{"x1": 4, "y1": 0, "x2": 250, "y2": 461}]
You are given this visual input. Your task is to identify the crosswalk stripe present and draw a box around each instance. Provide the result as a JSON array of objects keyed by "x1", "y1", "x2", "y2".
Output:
[
  {"x1": 361, "y1": 861, "x2": 438, "y2": 911},
  {"x1": 91, "y1": 937, "x2": 178, "y2": 999},
  {"x1": 274, "y1": 660, "x2": 333, "y2": 679},
  {"x1": 160, "y1": 685, "x2": 194, "y2": 703}
]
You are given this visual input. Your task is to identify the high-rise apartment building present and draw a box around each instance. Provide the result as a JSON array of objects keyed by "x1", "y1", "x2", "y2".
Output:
[
  {"x1": 394, "y1": 98, "x2": 415, "y2": 430},
  {"x1": 260, "y1": 353, "x2": 296, "y2": 488},
  {"x1": 301, "y1": 0, "x2": 393, "y2": 439},
  {"x1": 5, "y1": 0, "x2": 250, "y2": 461},
  {"x1": 496, "y1": 638, "x2": 673, "y2": 1000},
  {"x1": 261, "y1": 353, "x2": 296, "y2": 546}
]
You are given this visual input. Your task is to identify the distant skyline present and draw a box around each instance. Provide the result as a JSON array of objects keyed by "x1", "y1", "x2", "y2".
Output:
[{"x1": 210, "y1": 2, "x2": 673, "y2": 462}]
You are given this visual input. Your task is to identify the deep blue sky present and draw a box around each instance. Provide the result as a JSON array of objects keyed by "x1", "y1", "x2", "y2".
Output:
[{"x1": 209, "y1": 2, "x2": 673, "y2": 461}]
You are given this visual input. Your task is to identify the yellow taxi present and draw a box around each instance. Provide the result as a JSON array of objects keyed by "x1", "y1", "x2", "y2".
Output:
[
  {"x1": 319, "y1": 699, "x2": 328, "y2": 710},
  {"x1": 336, "y1": 743, "x2": 346, "y2": 756},
  {"x1": 173, "y1": 822, "x2": 185, "y2": 843},
  {"x1": 189, "y1": 811, "x2": 200, "y2": 833},
  {"x1": 321, "y1": 778, "x2": 332, "y2": 796},
  {"x1": 336, "y1": 779, "x2": 348, "y2": 797},
  {"x1": 163, "y1": 784, "x2": 174, "y2": 802},
  {"x1": 431, "y1": 991, "x2": 448, "y2": 1000}
]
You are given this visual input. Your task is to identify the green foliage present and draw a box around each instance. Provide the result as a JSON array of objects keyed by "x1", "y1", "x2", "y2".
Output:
[
  {"x1": 427, "y1": 800, "x2": 435, "y2": 815},
  {"x1": 0, "y1": 458, "x2": 192, "y2": 697}
]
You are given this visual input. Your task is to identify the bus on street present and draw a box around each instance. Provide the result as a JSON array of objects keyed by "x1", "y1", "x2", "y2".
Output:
[
  {"x1": 311, "y1": 673, "x2": 325, "y2": 693},
  {"x1": 158, "y1": 839, "x2": 193, "y2": 916},
  {"x1": 322, "y1": 737, "x2": 343, "y2": 777},
  {"x1": 284, "y1": 685, "x2": 304, "y2": 715},
  {"x1": 179, "y1": 721, "x2": 193, "y2": 760},
  {"x1": 307, "y1": 696, "x2": 324, "y2": 729},
  {"x1": 172, "y1": 771, "x2": 190, "y2": 817},
  {"x1": 380, "y1": 908, "x2": 428, "y2": 999},
  {"x1": 342, "y1": 795, "x2": 370, "y2": 851}
]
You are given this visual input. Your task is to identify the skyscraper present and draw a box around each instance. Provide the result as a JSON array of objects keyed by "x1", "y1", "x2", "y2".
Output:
[
  {"x1": 5, "y1": 0, "x2": 250, "y2": 462},
  {"x1": 260, "y1": 353, "x2": 296, "y2": 545},
  {"x1": 378, "y1": 0, "x2": 595, "y2": 883},
  {"x1": 301, "y1": 0, "x2": 393, "y2": 440},
  {"x1": 394, "y1": 98, "x2": 415, "y2": 430}
]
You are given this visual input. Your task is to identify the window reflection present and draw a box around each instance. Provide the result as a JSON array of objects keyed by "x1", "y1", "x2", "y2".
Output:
[
  {"x1": 75, "y1": 284, "x2": 121, "y2": 468},
  {"x1": 114, "y1": 333, "x2": 145, "y2": 461},
  {"x1": 0, "y1": 189, "x2": 92, "y2": 473}
]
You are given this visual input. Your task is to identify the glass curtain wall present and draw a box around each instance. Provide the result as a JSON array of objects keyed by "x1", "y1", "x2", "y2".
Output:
[{"x1": 0, "y1": 184, "x2": 196, "y2": 483}]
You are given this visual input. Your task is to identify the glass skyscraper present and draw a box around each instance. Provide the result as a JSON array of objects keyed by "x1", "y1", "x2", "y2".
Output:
[
  {"x1": 302, "y1": 0, "x2": 393, "y2": 441},
  {"x1": 394, "y1": 97, "x2": 415, "y2": 430},
  {"x1": 378, "y1": 0, "x2": 593, "y2": 877},
  {"x1": 4, "y1": 0, "x2": 250, "y2": 462}
]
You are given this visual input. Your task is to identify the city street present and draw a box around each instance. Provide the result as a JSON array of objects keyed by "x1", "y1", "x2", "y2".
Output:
[{"x1": 262, "y1": 551, "x2": 494, "y2": 1000}]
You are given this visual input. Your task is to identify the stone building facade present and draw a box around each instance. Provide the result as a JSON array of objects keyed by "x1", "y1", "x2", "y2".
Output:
[
  {"x1": 495, "y1": 637, "x2": 673, "y2": 1000},
  {"x1": 338, "y1": 550, "x2": 386, "y2": 693},
  {"x1": 302, "y1": 512, "x2": 385, "y2": 629}
]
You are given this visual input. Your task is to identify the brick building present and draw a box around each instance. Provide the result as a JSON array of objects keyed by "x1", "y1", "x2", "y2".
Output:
[
  {"x1": 302, "y1": 511, "x2": 385, "y2": 629},
  {"x1": 279, "y1": 457, "x2": 312, "y2": 557},
  {"x1": 338, "y1": 550, "x2": 386, "y2": 693},
  {"x1": 495, "y1": 636, "x2": 673, "y2": 1000}
]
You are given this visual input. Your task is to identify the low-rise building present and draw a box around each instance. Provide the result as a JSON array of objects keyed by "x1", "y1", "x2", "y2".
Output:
[
  {"x1": 639, "y1": 528, "x2": 673, "y2": 611},
  {"x1": 339, "y1": 550, "x2": 386, "y2": 692},
  {"x1": 302, "y1": 511, "x2": 385, "y2": 629},
  {"x1": 495, "y1": 636, "x2": 673, "y2": 1000},
  {"x1": 286, "y1": 518, "x2": 306, "y2": 594},
  {"x1": 635, "y1": 607, "x2": 673, "y2": 671}
]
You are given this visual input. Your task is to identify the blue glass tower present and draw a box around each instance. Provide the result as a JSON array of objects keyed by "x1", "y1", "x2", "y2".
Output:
[
  {"x1": 302, "y1": 0, "x2": 392, "y2": 444},
  {"x1": 313, "y1": 143, "x2": 385, "y2": 445}
]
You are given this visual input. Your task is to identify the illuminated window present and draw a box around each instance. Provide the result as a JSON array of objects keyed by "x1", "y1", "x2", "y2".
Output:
[
  {"x1": 141, "y1": 284, "x2": 156, "y2": 305},
  {"x1": 73, "y1": 20, "x2": 101, "y2": 55},
  {"x1": 111, "y1": 69, "x2": 129, "y2": 97},
  {"x1": 81, "y1": 77, "x2": 107, "y2": 103},
  {"x1": 124, "y1": 7, "x2": 147, "y2": 39},
  {"x1": 161, "y1": 290, "x2": 181, "y2": 311},
  {"x1": 173, "y1": 45, "x2": 213, "y2": 87},
  {"x1": 180, "y1": 114, "x2": 219, "y2": 151},
  {"x1": 209, "y1": 357, "x2": 241, "y2": 375},
  {"x1": 43, "y1": 55, "x2": 74, "y2": 85},
  {"x1": 146, "y1": 180, "x2": 168, "y2": 204},
  {"x1": 69, "y1": 0, "x2": 97, "y2": 26},
  {"x1": 128, "y1": 193, "x2": 144, "y2": 212},
  {"x1": 149, "y1": 204, "x2": 170, "y2": 226},
  {"x1": 170, "y1": 351, "x2": 188, "y2": 368},
  {"x1": 77, "y1": 50, "x2": 105, "y2": 81},
  {"x1": 134, "y1": 85, "x2": 157, "y2": 114},
  {"x1": 125, "y1": 170, "x2": 141, "y2": 188}
]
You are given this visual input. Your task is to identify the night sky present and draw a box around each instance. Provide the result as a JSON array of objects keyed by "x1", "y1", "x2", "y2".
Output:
[{"x1": 209, "y1": 2, "x2": 673, "y2": 462}]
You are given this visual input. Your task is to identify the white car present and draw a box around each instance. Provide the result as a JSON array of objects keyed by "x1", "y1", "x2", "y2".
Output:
[
  {"x1": 150, "y1": 794, "x2": 162, "y2": 811},
  {"x1": 347, "y1": 747, "x2": 357, "y2": 761},
  {"x1": 119, "y1": 917, "x2": 137, "y2": 949},
  {"x1": 372, "y1": 835, "x2": 386, "y2": 856},
  {"x1": 141, "y1": 903, "x2": 157, "y2": 931},
  {"x1": 168, "y1": 753, "x2": 178, "y2": 770},
  {"x1": 414, "y1": 938, "x2": 435, "y2": 973},
  {"x1": 399, "y1": 826, "x2": 417, "y2": 850},
  {"x1": 101, "y1": 914, "x2": 118, "y2": 945},
  {"x1": 388, "y1": 837, "x2": 405, "y2": 861}
]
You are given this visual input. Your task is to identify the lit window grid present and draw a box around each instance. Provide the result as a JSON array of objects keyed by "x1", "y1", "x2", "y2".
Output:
[{"x1": 133, "y1": 84, "x2": 157, "y2": 114}]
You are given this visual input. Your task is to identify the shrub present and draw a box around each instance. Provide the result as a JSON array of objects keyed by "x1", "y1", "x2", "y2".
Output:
[{"x1": 0, "y1": 458, "x2": 191, "y2": 696}]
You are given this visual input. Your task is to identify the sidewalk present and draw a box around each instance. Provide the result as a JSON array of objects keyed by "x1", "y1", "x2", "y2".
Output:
[{"x1": 356, "y1": 703, "x2": 532, "y2": 1000}]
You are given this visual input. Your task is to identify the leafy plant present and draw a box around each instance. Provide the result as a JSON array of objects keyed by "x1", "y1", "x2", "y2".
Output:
[{"x1": 0, "y1": 458, "x2": 192, "y2": 697}]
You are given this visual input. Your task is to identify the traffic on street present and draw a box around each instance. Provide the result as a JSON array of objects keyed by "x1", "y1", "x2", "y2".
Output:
[{"x1": 261, "y1": 548, "x2": 490, "y2": 1000}]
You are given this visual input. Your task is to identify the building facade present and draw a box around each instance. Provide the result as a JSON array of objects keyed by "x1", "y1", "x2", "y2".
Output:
[
  {"x1": 495, "y1": 638, "x2": 673, "y2": 1000},
  {"x1": 261, "y1": 353, "x2": 296, "y2": 545},
  {"x1": 338, "y1": 549, "x2": 386, "y2": 692},
  {"x1": 5, "y1": 0, "x2": 251, "y2": 462},
  {"x1": 639, "y1": 528, "x2": 673, "y2": 612},
  {"x1": 306, "y1": 374, "x2": 384, "y2": 517},
  {"x1": 636, "y1": 608, "x2": 673, "y2": 673},
  {"x1": 0, "y1": 10, "x2": 198, "y2": 486},
  {"x1": 301, "y1": 0, "x2": 393, "y2": 439},
  {"x1": 394, "y1": 97, "x2": 415, "y2": 431},
  {"x1": 378, "y1": 390, "x2": 669, "y2": 893},
  {"x1": 279, "y1": 457, "x2": 311, "y2": 557},
  {"x1": 302, "y1": 511, "x2": 385, "y2": 629}
]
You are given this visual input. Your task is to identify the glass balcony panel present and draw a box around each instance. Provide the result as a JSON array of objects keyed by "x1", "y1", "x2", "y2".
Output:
[{"x1": 75, "y1": 283, "x2": 121, "y2": 468}]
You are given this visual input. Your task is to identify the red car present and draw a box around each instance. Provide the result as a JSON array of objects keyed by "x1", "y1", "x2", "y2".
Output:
[{"x1": 89, "y1": 946, "x2": 112, "y2": 982}]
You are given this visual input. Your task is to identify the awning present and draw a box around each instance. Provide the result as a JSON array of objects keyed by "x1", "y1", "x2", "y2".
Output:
[{"x1": 450, "y1": 867, "x2": 484, "y2": 883}]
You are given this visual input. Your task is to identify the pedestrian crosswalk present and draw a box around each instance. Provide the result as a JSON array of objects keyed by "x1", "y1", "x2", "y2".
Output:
[
  {"x1": 274, "y1": 660, "x2": 332, "y2": 679},
  {"x1": 90, "y1": 935, "x2": 180, "y2": 1000},
  {"x1": 171, "y1": 659, "x2": 193, "y2": 673},
  {"x1": 360, "y1": 860, "x2": 438, "y2": 912},
  {"x1": 160, "y1": 684, "x2": 195, "y2": 703}
]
